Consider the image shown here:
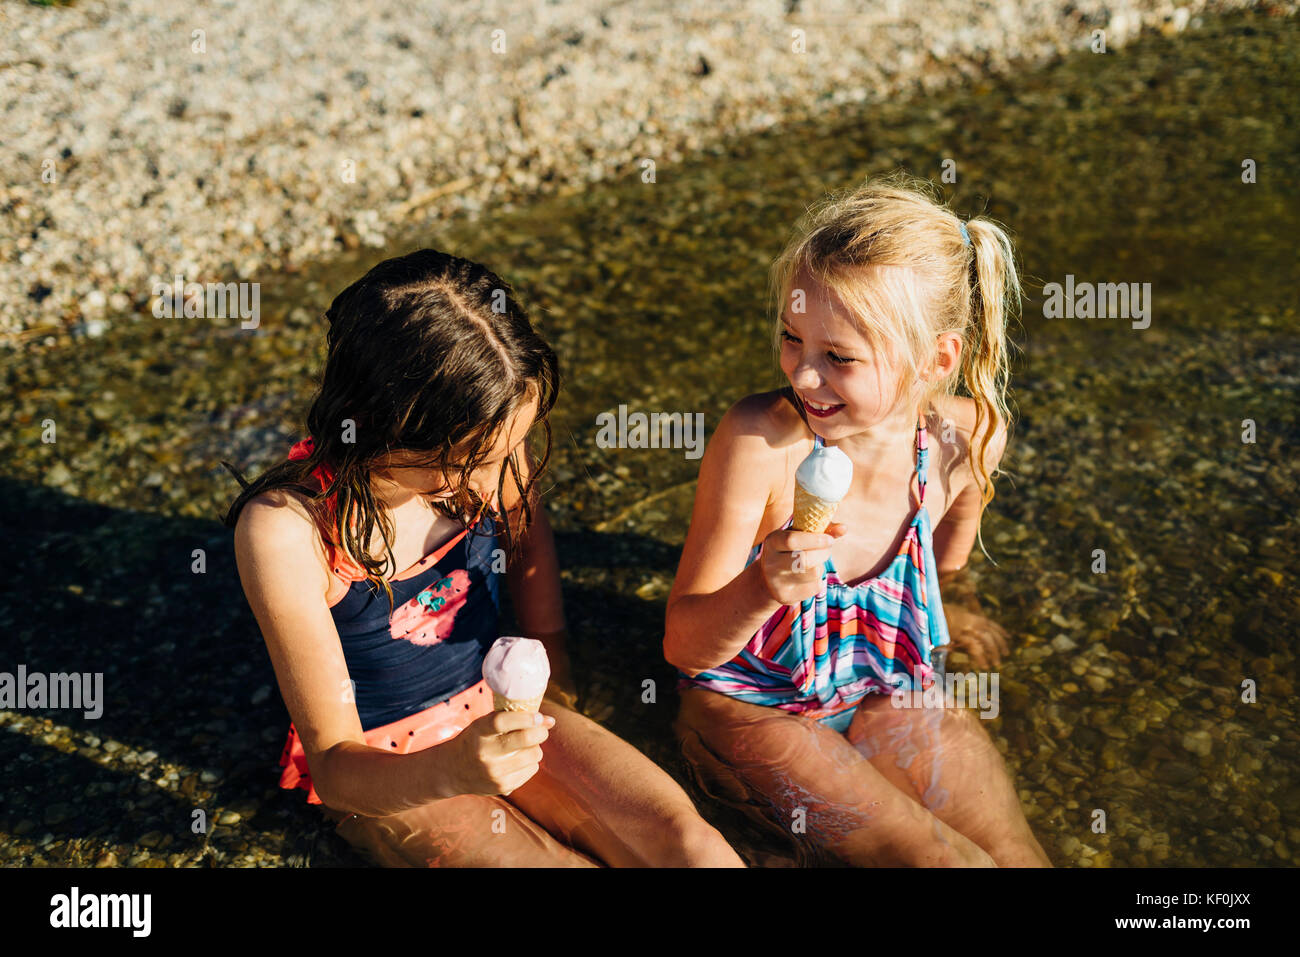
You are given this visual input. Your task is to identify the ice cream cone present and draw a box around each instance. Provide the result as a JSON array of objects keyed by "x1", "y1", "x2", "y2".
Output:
[
  {"x1": 492, "y1": 691, "x2": 544, "y2": 713},
  {"x1": 792, "y1": 482, "x2": 840, "y2": 533},
  {"x1": 483, "y1": 636, "x2": 550, "y2": 714}
]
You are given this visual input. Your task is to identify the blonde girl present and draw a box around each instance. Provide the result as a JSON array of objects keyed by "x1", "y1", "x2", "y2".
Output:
[{"x1": 664, "y1": 172, "x2": 1050, "y2": 867}]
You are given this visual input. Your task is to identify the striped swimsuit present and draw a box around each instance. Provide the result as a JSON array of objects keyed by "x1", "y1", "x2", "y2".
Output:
[{"x1": 678, "y1": 413, "x2": 951, "y2": 733}]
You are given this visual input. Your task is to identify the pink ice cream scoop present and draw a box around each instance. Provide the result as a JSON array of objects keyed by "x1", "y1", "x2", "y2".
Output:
[{"x1": 482, "y1": 636, "x2": 550, "y2": 711}]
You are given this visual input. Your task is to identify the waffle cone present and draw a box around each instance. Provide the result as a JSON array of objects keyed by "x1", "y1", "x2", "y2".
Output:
[
  {"x1": 492, "y1": 691, "x2": 544, "y2": 712},
  {"x1": 792, "y1": 483, "x2": 840, "y2": 533}
]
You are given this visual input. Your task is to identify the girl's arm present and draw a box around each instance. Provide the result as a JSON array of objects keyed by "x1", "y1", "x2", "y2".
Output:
[
  {"x1": 234, "y1": 493, "x2": 546, "y2": 817},
  {"x1": 931, "y1": 411, "x2": 1011, "y2": 669},
  {"x1": 930, "y1": 410, "x2": 1008, "y2": 574},
  {"x1": 932, "y1": 481, "x2": 985, "y2": 577},
  {"x1": 664, "y1": 396, "x2": 797, "y2": 676},
  {"x1": 501, "y1": 441, "x2": 576, "y2": 701}
]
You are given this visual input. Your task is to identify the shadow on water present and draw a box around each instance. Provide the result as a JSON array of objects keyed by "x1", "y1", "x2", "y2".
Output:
[
  {"x1": 0, "y1": 474, "x2": 796, "y2": 865},
  {"x1": 0, "y1": 476, "x2": 361, "y2": 865},
  {"x1": 3, "y1": 10, "x2": 1298, "y2": 865}
]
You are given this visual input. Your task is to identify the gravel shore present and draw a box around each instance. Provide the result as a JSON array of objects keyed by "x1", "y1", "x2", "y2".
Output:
[
  {"x1": 2, "y1": 0, "x2": 1291, "y2": 346},
  {"x1": 2, "y1": 8, "x2": 1296, "y2": 868}
]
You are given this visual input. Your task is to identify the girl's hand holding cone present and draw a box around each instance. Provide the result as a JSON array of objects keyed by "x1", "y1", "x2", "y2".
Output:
[
  {"x1": 758, "y1": 522, "x2": 846, "y2": 606},
  {"x1": 443, "y1": 709, "x2": 554, "y2": 796}
]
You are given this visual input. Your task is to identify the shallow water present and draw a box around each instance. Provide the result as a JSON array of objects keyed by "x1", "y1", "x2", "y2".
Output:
[{"x1": 2, "y1": 11, "x2": 1297, "y2": 866}]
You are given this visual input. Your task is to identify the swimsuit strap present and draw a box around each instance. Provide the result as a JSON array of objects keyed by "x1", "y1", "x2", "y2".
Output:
[
  {"x1": 811, "y1": 413, "x2": 927, "y2": 507},
  {"x1": 915, "y1": 408, "x2": 928, "y2": 508},
  {"x1": 286, "y1": 437, "x2": 493, "y2": 581}
]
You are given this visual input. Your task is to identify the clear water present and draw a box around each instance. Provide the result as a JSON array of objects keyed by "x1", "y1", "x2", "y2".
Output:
[{"x1": 2, "y1": 11, "x2": 1296, "y2": 866}]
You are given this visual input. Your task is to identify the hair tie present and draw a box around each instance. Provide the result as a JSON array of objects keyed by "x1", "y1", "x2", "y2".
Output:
[{"x1": 959, "y1": 221, "x2": 971, "y2": 247}]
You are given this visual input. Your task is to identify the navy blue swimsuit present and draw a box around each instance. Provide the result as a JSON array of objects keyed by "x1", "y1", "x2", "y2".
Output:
[
  {"x1": 329, "y1": 517, "x2": 501, "y2": 729},
  {"x1": 288, "y1": 437, "x2": 502, "y2": 730}
]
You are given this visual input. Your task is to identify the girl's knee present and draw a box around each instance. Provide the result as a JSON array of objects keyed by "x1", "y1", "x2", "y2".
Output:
[
  {"x1": 829, "y1": 832, "x2": 995, "y2": 867},
  {"x1": 988, "y1": 837, "x2": 1052, "y2": 868},
  {"x1": 853, "y1": 825, "x2": 997, "y2": 867},
  {"x1": 914, "y1": 838, "x2": 997, "y2": 868},
  {"x1": 651, "y1": 813, "x2": 744, "y2": 867}
]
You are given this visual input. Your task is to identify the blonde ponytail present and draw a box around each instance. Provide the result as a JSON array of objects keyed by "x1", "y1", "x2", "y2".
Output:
[{"x1": 961, "y1": 217, "x2": 1021, "y2": 514}]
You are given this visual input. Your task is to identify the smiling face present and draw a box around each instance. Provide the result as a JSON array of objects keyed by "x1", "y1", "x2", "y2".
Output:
[
  {"x1": 778, "y1": 268, "x2": 914, "y2": 438},
  {"x1": 372, "y1": 389, "x2": 539, "y2": 509}
]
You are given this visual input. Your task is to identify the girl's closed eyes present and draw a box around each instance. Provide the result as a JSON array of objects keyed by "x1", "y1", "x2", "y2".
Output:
[{"x1": 779, "y1": 322, "x2": 861, "y2": 365}]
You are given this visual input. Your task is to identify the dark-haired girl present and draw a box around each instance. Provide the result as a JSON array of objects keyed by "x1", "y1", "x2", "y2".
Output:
[{"x1": 227, "y1": 249, "x2": 741, "y2": 867}]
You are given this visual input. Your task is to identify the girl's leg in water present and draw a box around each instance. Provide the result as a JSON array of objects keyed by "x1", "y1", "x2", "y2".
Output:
[
  {"x1": 502, "y1": 696, "x2": 744, "y2": 867},
  {"x1": 846, "y1": 693, "x2": 1052, "y2": 867},
  {"x1": 675, "y1": 687, "x2": 996, "y2": 867},
  {"x1": 319, "y1": 795, "x2": 599, "y2": 868}
]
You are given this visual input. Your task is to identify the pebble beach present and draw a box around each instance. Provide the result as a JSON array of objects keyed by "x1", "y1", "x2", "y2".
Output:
[
  {"x1": 3, "y1": 0, "x2": 1290, "y2": 345},
  {"x1": 2, "y1": 1, "x2": 1298, "y2": 871}
]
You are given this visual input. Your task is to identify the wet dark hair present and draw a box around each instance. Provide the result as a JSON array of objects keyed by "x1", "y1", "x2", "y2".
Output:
[{"x1": 222, "y1": 248, "x2": 560, "y2": 615}]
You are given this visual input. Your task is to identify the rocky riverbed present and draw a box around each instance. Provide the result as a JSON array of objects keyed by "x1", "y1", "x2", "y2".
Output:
[
  {"x1": 1, "y1": 6, "x2": 1297, "y2": 867},
  {"x1": 3, "y1": 0, "x2": 1292, "y2": 345}
]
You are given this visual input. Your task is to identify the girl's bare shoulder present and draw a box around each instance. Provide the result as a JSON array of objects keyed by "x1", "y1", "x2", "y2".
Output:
[
  {"x1": 928, "y1": 395, "x2": 1010, "y2": 486},
  {"x1": 707, "y1": 390, "x2": 810, "y2": 516},
  {"x1": 236, "y1": 486, "x2": 319, "y2": 535},
  {"x1": 718, "y1": 388, "x2": 811, "y2": 457},
  {"x1": 232, "y1": 487, "x2": 333, "y2": 598}
]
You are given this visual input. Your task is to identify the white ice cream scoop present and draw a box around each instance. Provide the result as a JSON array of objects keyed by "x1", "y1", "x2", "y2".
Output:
[
  {"x1": 795, "y1": 444, "x2": 853, "y2": 502},
  {"x1": 482, "y1": 636, "x2": 551, "y2": 703}
]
